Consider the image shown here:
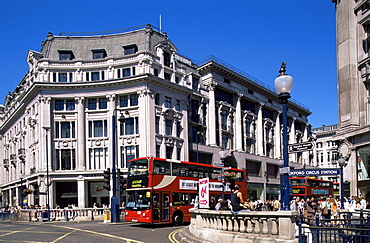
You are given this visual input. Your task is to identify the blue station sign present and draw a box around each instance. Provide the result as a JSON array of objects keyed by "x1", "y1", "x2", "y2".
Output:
[{"x1": 289, "y1": 168, "x2": 341, "y2": 177}]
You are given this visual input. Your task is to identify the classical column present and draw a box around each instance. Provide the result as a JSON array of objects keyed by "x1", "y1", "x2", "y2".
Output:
[
  {"x1": 181, "y1": 100, "x2": 189, "y2": 161},
  {"x1": 290, "y1": 118, "x2": 296, "y2": 144},
  {"x1": 235, "y1": 94, "x2": 243, "y2": 151},
  {"x1": 275, "y1": 111, "x2": 282, "y2": 159},
  {"x1": 77, "y1": 175, "x2": 86, "y2": 208},
  {"x1": 256, "y1": 103, "x2": 264, "y2": 156},
  {"x1": 39, "y1": 96, "x2": 51, "y2": 172},
  {"x1": 207, "y1": 83, "x2": 217, "y2": 146},
  {"x1": 138, "y1": 88, "x2": 154, "y2": 157},
  {"x1": 76, "y1": 97, "x2": 85, "y2": 170}
]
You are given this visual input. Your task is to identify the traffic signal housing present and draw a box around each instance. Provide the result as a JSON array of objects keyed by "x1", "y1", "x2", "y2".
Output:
[
  {"x1": 117, "y1": 169, "x2": 125, "y2": 192},
  {"x1": 103, "y1": 168, "x2": 111, "y2": 191}
]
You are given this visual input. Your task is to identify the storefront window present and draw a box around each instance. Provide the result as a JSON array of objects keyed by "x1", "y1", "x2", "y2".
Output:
[{"x1": 358, "y1": 146, "x2": 370, "y2": 181}]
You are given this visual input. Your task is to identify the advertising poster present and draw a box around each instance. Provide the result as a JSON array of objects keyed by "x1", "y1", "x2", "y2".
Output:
[{"x1": 198, "y1": 178, "x2": 209, "y2": 208}]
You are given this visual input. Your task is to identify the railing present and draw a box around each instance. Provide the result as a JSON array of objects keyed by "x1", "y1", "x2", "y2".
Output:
[
  {"x1": 189, "y1": 208, "x2": 299, "y2": 243},
  {"x1": 298, "y1": 209, "x2": 370, "y2": 243},
  {"x1": 0, "y1": 208, "x2": 125, "y2": 222}
]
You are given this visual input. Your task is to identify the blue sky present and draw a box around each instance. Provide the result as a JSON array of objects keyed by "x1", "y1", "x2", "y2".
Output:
[{"x1": 0, "y1": 0, "x2": 337, "y2": 128}]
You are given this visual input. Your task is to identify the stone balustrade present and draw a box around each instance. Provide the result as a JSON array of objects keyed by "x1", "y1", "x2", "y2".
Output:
[{"x1": 189, "y1": 208, "x2": 299, "y2": 243}]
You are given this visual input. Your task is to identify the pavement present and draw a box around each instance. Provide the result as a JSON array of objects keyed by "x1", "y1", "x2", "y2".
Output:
[{"x1": 178, "y1": 226, "x2": 211, "y2": 243}]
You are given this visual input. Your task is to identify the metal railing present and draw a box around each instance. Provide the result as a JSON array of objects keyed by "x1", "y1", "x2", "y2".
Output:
[{"x1": 298, "y1": 209, "x2": 370, "y2": 243}]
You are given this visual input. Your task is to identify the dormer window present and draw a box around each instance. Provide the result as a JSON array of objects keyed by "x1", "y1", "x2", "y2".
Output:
[
  {"x1": 92, "y1": 49, "x2": 107, "y2": 59},
  {"x1": 123, "y1": 44, "x2": 138, "y2": 55},
  {"x1": 58, "y1": 50, "x2": 74, "y2": 60},
  {"x1": 164, "y1": 51, "x2": 171, "y2": 67}
]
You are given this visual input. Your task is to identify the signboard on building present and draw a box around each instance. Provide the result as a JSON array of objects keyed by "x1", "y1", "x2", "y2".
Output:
[
  {"x1": 289, "y1": 169, "x2": 341, "y2": 177},
  {"x1": 288, "y1": 142, "x2": 314, "y2": 153}
]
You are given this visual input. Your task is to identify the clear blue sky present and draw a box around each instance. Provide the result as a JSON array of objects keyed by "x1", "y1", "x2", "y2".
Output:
[{"x1": 0, "y1": 0, "x2": 337, "y2": 128}]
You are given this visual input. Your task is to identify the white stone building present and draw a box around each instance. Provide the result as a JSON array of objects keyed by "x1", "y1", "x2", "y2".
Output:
[
  {"x1": 0, "y1": 25, "x2": 313, "y2": 208},
  {"x1": 330, "y1": 0, "x2": 370, "y2": 199}
]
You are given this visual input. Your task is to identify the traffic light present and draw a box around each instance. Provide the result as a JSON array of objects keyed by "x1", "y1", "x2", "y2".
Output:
[
  {"x1": 103, "y1": 168, "x2": 111, "y2": 191},
  {"x1": 117, "y1": 169, "x2": 125, "y2": 192}
]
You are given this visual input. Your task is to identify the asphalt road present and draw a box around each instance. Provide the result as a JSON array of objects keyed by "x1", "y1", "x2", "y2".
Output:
[{"x1": 0, "y1": 221, "x2": 191, "y2": 243}]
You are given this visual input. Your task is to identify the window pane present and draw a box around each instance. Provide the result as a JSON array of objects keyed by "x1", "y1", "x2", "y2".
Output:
[
  {"x1": 123, "y1": 68, "x2": 131, "y2": 77},
  {"x1": 126, "y1": 118, "x2": 134, "y2": 135},
  {"x1": 130, "y1": 94, "x2": 138, "y2": 106},
  {"x1": 61, "y1": 122, "x2": 70, "y2": 138},
  {"x1": 88, "y1": 99, "x2": 97, "y2": 110},
  {"x1": 120, "y1": 95, "x2": 128, "y2": 107},
  {"x1": 59, "y1": 73, "x2": 67, "y2": 82},
  {"x1": 55, "y1": 100, "x2": 64, "y2": 111},
  {"x1": 66, "y1": 99, "x2": 75, "y2": 111},
  {"x1": 99, "y1": 98, "x2": 107, "y2": 109},
  {"x1": 94, "y1": 120, "x2": 103, "y2": 137},
  {"x1": 165, "y1": 119, "x2": 172, "y2": 135},
  {"x1": 92, "y1": 72, "x2": 100, "y2": 81}
]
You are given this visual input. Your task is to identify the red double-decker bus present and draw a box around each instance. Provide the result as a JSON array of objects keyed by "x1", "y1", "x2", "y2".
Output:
[
  {"x1": 290, "y1": 177, "x2": 334, "y2": 198},
  {"x1": 124, "y1": 157, "x2": 247, "y2": 225}
]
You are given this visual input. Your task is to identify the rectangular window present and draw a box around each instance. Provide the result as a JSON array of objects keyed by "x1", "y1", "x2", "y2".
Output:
[
  {"x1": 154, "y1": 69, "x2": 159, "y2": 76},
  {"x1": 164, "y1": 52, "x2": 171, "y2": 67},
  {"x1": 165, "y1": 96, "x2": 172, "y2": 108},
  {"x1": 120, "y1": 95, "x2": 128, "y2": 107},
  {"x1": 88, "y1": 99, "x2": 97, "y2": 110},
  {"x1": 155, "y1": 116, "x2": 160, "y2": 133},
  {"x1": 92, "y1": 72, "x2": 100, "y2": 81},
  {"x1": 166, "y1": 146, "x2": 173, "y2": 159},
  {"x1": 57, "y1": 121, "x2": 75, "y2": 138},
  {"x1": 176, "y1": 99, "x2": 181, "y2": 110},
  {"x1": 55, "y1": 100, "x2": 64, "y2": 111},
  {"x1": 117, "y1": 69, "x2": 121, "y2": 78},
  {"x1": 164, "y1": 72, "x2": 171, "y2": 81},
  {"x1": 221, "y1": 110, "x2": 227, "y2": 130},
  {"x1": 89, "y1": 148, "x2": 108, "y2": 170},
  {"x1": 86, "y1": 72, "x2": 90, "y2": 81},
  {"x1": 177, "y1": 148, "x2": 181, "y2": 160},
  {"x1": 125, "y1": 118, "x2": 135, "y2": 135},
  {"x1": 59, "y1": 73, "x2": 68, "y2": 82},
  {"x1": 123, "y1": 44, "x2": 138, "y2": 55},
  {"x1": 130, "y1": 94, "x2": 138, "y2": 106},
  {"x1": 92, "y1": 49, "x2": 107, "y2": 59},
  {"x1": 99, "y1": 98, "x2": 107, "y2": 109},
  {"x1": 155, "y1": 94, "x2": 160, "y2": 105},
  {"x1": 56, "y1": 149, "x2": 76, "y2": 170},
  {"x1": 156, "y1": 145, "x2": 161, "y2": 158},
  {"x1": 123, "y1": 68, "x2": 131, "y2": 77},
  {"x1": 246, "y1": 160, "x2": 261, "y2": 177},
  {"x1": 89, "y1": 120, "x2": 108, "y2": 137},
  {"x1": 69, "y1": 73, "x2": 73, "y2": 82},
  {"x1": 165, "y1": 119, "x2": 172, "y2": 135},
  {"x1": 66, "y1": 99, "x2": 75, "y2": 111},
  {"x1": 192, "y1": 77, "x2": 199, "y2": 91},
  {"x1": 58, "y1": 50, "x2": 74, "y2": 60}
]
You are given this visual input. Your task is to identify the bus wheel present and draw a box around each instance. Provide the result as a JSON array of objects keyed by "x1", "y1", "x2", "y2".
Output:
[{"x1": 173, "y1": 212, "x2": 183, "y2": 226}]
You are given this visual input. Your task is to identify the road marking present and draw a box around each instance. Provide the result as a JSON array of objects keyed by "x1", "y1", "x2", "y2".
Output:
[
  {"x1": 0, "y1": 226, "x2": 37, "y2": 237},
  {"x1": 168, "y1": 229, "x2": 181, "y2": 243},
  {"x1": 49, "y1": 224, "x2": 144, "y2": 243},
  {"x1": 51, "y1": 229, "x2": 77, "y2": 243}
]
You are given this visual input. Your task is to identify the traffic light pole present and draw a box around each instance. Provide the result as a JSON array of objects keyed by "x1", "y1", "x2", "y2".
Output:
[{"x1": 111, "y1": 115, "x2": 120, "y2": 223}]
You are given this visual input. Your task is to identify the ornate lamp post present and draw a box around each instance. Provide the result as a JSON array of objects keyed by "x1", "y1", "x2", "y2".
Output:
[
  {"x1": 42, "y1": 126, "x2": 51, "y2": 221},
  {"x1": 219, "y1": 150, "x2": 228, "y2": 200},
  {"x1": 338, "y1": 158, "x2": 346, "y2": 209},
  {"x1": 274, "y1": 62, "x2": 294, "y2": 210}
]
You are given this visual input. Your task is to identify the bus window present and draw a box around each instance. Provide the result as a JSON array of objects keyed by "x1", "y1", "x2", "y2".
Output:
[
  {"x1": 126, "y1": 190, "x2": 151, "y2": 210},
  {"x1": 154, "y1": 160, "x2": 171, "y2": 175},
  {"x1": 173, "y1": 193, "x2": 189, "y2": 206},
  {"x1": 188, "y1": 165, "x2": 199, "y2": 178},
  {"x1": 210, "y1": 168, "x2": 222, "y2": 179},
  {"x1": 172, "y1": 163, "x2": 188, "y2": 177},
  {"x1": 290, "y1": 179, "x2": 306, "y2": 186},
  {"x1": 128, "y1": 159, "x2": 149, "y2": 176}
]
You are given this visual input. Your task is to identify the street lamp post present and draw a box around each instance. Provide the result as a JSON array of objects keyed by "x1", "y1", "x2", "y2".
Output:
[
  {"x1": 274, "y1": 62, "x2": 294, "y2": 211},
  {"x1": 219, "y1": 150, "x2": 228, "y2": 200},
  {"x1": 42, "y1": 126, "x2": 51, "y2": 221},
  {"x1": 338, "y1": 158, "x2": 346, "y2": 209},
  {"x1": 19, "y1": 172, "x2": 24, "y2": 208},
  {"x1": 111, "y1": 112, "x2": 126, "y2": 223}
]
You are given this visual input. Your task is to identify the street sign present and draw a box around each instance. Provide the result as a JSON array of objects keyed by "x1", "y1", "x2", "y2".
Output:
[
  {"x1": 288, "y1": 142, "x2": 314, "y2": 153},
  {"x1": 289, "y1": 168, "x2": 341, "y2": 176}
]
